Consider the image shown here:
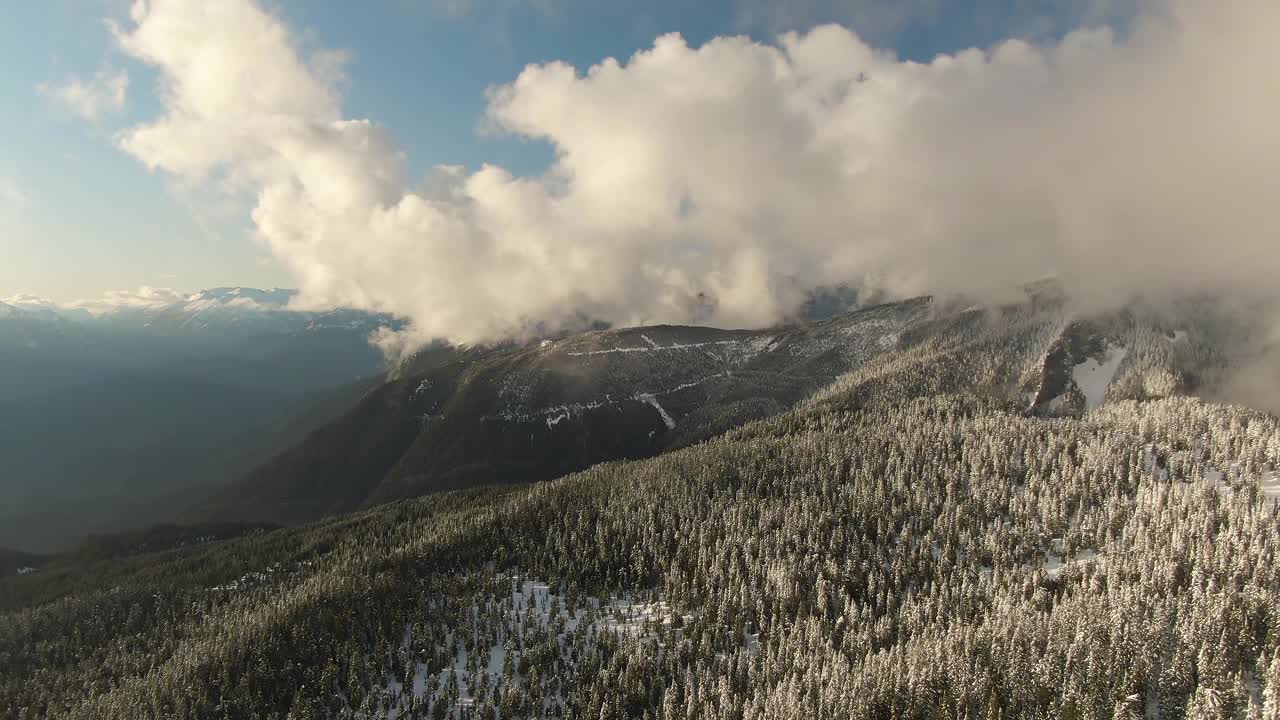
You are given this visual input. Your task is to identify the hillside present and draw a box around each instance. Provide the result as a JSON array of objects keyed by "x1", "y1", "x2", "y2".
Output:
[
  {"x1": 201, "y1": 293, "x2": 1235, "y2": 527},
  {"x1": 4, "y1": 298, "x2": 1279, "y2": 718},
  {"x1": 200, "y1": 298, "x2": 936, "y2": 523}
]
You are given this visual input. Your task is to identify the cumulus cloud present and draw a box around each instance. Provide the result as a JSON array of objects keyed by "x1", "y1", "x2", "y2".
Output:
[
  {"x1": 39, "y1": 68, "x2": 129, "y2": 120},
  {"x1": 111, "y1": 0, "x2": 1280, "y2": 356}
]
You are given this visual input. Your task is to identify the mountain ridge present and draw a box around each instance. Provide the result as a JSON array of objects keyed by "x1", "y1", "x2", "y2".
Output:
[{"x1": 199, "y1": 292, "x2": 1235, "y2": 528}]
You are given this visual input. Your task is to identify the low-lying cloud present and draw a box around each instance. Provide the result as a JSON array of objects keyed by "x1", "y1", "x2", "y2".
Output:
[
  {"x1": 65, "y1": 286, "x2": 190, "y2": 315},
  {"x1": 111, "y1": 0, "x2": 1280, "y2": 356}
]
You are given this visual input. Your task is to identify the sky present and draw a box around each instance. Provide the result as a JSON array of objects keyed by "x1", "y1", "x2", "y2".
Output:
[
  {"x1": 2, "y1": 0, "x2": 1118, "y2": 304},
  {"x1": 2, "y1": 0, "x2": 1276, "y2": 356}
]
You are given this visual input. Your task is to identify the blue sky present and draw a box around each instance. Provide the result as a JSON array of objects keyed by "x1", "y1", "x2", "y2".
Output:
[{"x1": 0, "y1": 0, "x2": 1114, "y2": 302}]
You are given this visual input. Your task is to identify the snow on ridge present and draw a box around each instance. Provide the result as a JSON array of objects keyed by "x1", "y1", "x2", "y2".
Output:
[
  {"x1": 565, "y1": 344, "x2": 654, "y2": 357},
  {"x1": 487, "y1": 370, "x2": 728, "y2": 428},
  {"x1": 566, "y1": 337, "x2": 748, "y2": 357},
  {"x1": 668, "y1": 373, "x2": 726, "y2": 393}
]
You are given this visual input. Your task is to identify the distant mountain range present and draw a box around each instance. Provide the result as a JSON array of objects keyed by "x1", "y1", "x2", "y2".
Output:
[
  {"x1": 2, "y1": 286, "x2": 395, "y2": 335},
  {"x1": 0, "y1": 287, "x2": 397, "y2": 552}
]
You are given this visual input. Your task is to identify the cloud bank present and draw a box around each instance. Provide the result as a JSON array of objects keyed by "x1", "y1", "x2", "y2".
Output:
[
  {"x1": 64, "y1": 286, "x2": 189, "y2": 315},
  {"x1": 112, "y1": 0, "x2": 1280, "y2": 355}
]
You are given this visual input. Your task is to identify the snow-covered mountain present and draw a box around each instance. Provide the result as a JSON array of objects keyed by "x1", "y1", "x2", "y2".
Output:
[
  {"x1": 0, "y1": 299, "x2": 87, "y2": 352},
  {"x1": 3, "y1": 287, "x2": 396, "y2": 336},
  {"x1": 89, "y1": 287, "x2": 394, "y2": 334},
  {"x1": 202, "y1": 289, "x2": 1268, "y2": 528},
  {"x1": 12, "y1": 291, "x2": 1280, "y2": 720},
  {"x1": 2, "y1": 294, "x2": 93, "y2": 323}
]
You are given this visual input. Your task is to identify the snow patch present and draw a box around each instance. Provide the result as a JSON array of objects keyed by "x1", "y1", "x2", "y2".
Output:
[
  {"x1": 542, "y1": 400, "x2": 607, "y2": 429},
  {"x1": 1261, "y1": 470, "x2": 1280, "y2": 501},
  {"x1": 15, "y1": 566, "x2": 36, "y2": 575},
  {"x1": 1218, "y1": 468, "x2": 1280, "y2": 501},
  {"x1": 370, "y1": 576, "x2": 689, "y2": 719},
  {"x1": 566, "y1": 337, "x2": 750, "y2": 357},
  {"x1": 1072, "y1": 344, "x2": 1128, "y2": 410},
  {"x1": 1043, "y1": 549, "x2": 1101, "y2": 578}
]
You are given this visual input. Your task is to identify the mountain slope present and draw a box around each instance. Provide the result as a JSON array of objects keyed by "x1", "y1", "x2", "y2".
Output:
[
  {"x1": 204, "y1": 293, "x2": 1237, "y2": 527},
  {"x1": 4, "y1": 301, "x2": 1279, "y2": 719},
  {"x1": 201, "y1": 298, "x2": 936, "y2": 523}
]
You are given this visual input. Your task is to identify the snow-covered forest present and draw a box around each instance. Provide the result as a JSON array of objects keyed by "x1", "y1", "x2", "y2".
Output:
[{"x1": 3, "y1": 299, "x2": 1280, "y2": 719}]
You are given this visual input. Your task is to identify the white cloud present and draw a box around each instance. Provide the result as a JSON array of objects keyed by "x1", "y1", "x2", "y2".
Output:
[
  {"x1": 39, "y1": 68, "x2": 129, "y2": 120},
  {"x1": 0, "y1": 177, "x2": 26, "y2": 211},
  {"x1": 2, "y1": 294, "x2": 56, "y2": 310},
  {"x1": 111, "y1": 0, "x2": 1280, "y2": 356},
  {"x1": 66, "y1": 286, "x2": 188, "y2": 315}
]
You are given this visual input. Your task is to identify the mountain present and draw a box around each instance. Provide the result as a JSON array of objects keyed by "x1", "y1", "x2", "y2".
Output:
[
  {"x1": 0, "y1": 287, "x2": 396, "y2": 552},
  {"x1": 0, "y1": 299, "x2": 84, "y2": 346},
  {"x1": 199, "y1": 298, "x2": 934, "y2": 524},
  {"x1": 201, "y1": 292, "x2": 1240, "y2": 528},
  {"x1": 5, "y1": 290, "x2": 1279, "y2": 719},
  {"x1": 88, "y1": 286, "x2": 396, "y2": 335}
]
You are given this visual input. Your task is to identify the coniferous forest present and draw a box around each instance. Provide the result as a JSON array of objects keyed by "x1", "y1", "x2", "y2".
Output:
[{"x1": 4, "y1": 300, "x2": 1280, "y2": 720}]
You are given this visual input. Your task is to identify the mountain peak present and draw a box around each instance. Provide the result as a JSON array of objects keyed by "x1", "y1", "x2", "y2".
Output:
[{"x1": 188, "y1": 287, "x2": 298, "y2": 307}]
